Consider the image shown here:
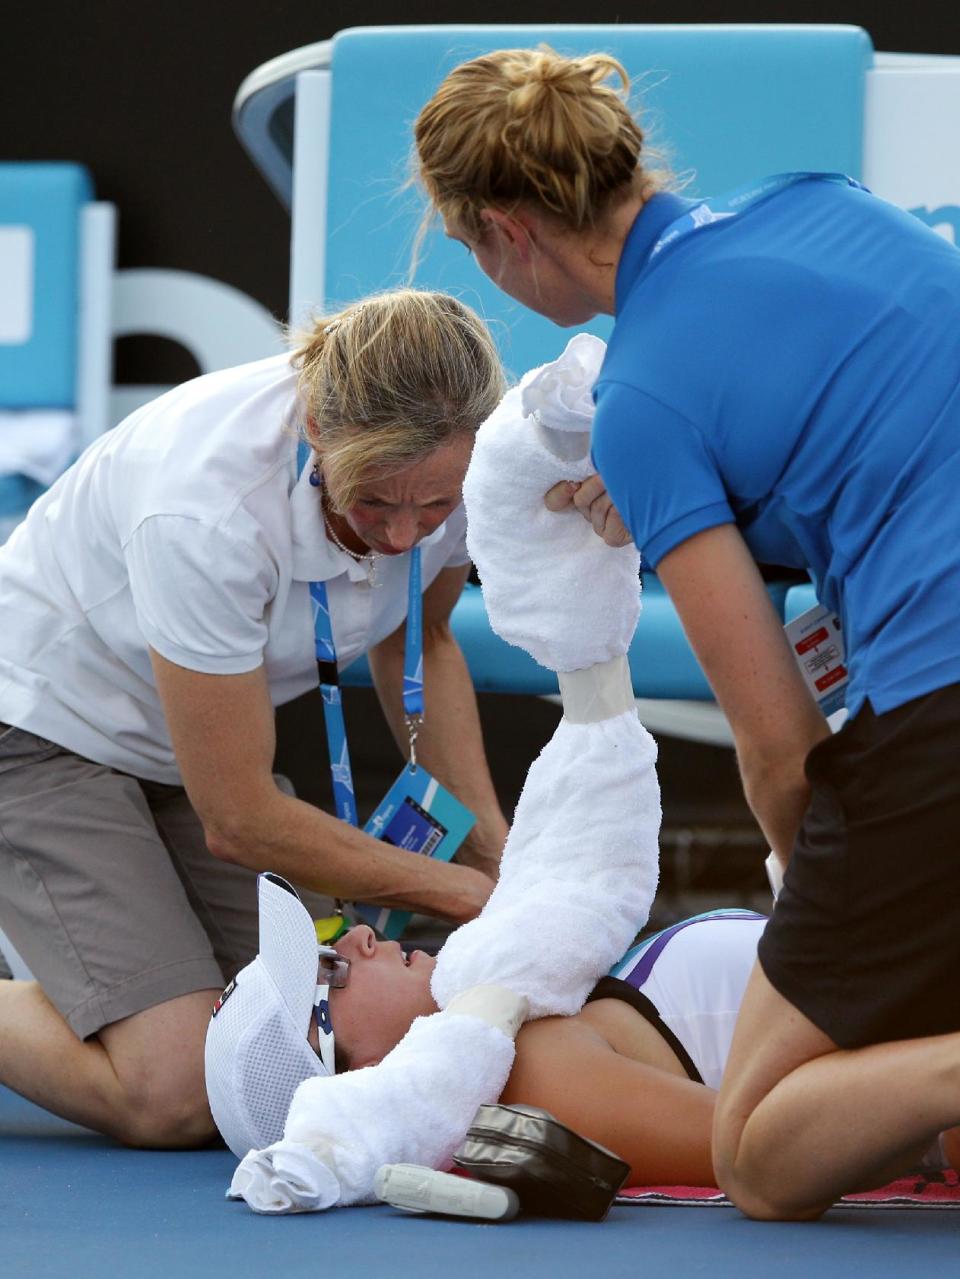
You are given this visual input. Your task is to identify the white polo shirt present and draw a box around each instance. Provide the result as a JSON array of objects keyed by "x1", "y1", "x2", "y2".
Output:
[{"x1": 0, "y1": 355, "x2": 470, "y2": 784}]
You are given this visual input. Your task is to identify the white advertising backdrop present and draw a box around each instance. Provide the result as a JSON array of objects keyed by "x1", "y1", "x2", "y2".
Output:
[{"x1": 865, "y1": 64, "x2": 960, "y2": 245}]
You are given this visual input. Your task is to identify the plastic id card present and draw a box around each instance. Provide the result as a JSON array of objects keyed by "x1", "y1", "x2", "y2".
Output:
[
  {"x1": 353, "y1": 763, "x2": 476, "y2": 939},
  {"x1": 784, "y1": 603, "x2": 848, "y2": 718}
]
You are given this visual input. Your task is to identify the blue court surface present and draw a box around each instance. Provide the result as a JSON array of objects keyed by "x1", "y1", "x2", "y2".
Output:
[{"x1": 2, "y1": 1086, "x2": 955, "y2": 1279}]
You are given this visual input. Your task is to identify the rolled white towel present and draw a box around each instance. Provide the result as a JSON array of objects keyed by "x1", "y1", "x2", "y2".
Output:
[
  {"x1": 229, "y1": 1141, "x2": 340, "y2": 1214},
  {"x1": 229, "y1": 991, "x2": 524, "y2": 1213},
  {"x1": 463, "y1": 332, "x2": 641, "y2": 674},
  {"x1": 439, "y1": 331, "x2": 660, "y2": 1016},
  {"x1": 432, "y1": 710, "x2": 660, "y2": 1018}
]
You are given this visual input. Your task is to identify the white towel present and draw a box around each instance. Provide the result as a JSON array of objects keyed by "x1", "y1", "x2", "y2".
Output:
[
  {"x1": 431, "y1": 711, "x2": 660, "y2": 1017},
  {"x1": 463, "y1": 333, "x2": 642, "y2": 674},
  {"x1": 436, "y1": 332, "x2": 660, "y2": 1017},
  {"x1": 229, "y1": 1010, "x2": 516, "y2": 1212}
]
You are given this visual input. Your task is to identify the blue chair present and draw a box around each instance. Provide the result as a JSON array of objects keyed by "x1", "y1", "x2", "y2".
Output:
[
  {"x1": 0, "y1": 162, "x2": 115, "y2": 542},
  {"x1": 342, "y1": 576, "x2": 790, "y2": 710},
  {"x1": 317, "y1": 25, "x2": 869, "y2": 374}
]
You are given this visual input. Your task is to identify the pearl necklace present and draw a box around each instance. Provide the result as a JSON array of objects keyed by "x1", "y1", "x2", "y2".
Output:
[{"x1": 322, "y1": 506, "x2": 383, "y2": 587}]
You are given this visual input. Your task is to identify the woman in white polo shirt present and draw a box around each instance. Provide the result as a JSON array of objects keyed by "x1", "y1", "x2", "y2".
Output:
[{"x1": 0, "y1": 289, "x2": 508, "y2": 1148}]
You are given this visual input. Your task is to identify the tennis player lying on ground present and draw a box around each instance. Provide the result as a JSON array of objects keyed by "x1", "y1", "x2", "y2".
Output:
[
  {"x1": 314, "y1": 908, "x2": 754, "y2": 1187},
  {"x1": 204, "y1": 878, "x2": 957, "y2": 1189}
]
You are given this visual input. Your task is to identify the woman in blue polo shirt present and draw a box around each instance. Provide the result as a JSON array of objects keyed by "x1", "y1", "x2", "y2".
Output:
[{"x1": 415, "y1": 47, "x2": 960, "y2": 1218}]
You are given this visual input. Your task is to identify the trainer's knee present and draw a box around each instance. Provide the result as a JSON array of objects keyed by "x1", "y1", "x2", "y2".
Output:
[
  {"x1": 712, "y1": 1103, "x2": 827, "y2": 1222},
  {"x1": 103, "y1": 1047, "x2": 218, "y2": 1148},
  {"x1": 116, "y1": 1079, "x2": 218, "y2": 1149},
  {"x1": 97, "y1": 988, "x2": 222, "y2": 1148},
  {"x1": 722, "y1": 1175, "x2": 829, "y2": 1223},
  {"x1": 714, "y1": 1142, "x2": 829, "y2": 1221}
]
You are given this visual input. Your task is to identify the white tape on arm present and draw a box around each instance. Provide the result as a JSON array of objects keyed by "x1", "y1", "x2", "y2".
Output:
[
  {"x1": 444, "y1": 986, "x2": 528, "y2": 1040},
  {"x1": 557, "y1": 655, "x2": 636, "y2": 724},
  {"x1": 765, "y1": 851, "x2": 784, "y2": 902}
]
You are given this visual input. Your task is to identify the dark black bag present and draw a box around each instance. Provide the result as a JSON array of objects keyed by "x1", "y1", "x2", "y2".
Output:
[{"x1": 452, "y1": 1103, "x2": 631, "y2": 1222}]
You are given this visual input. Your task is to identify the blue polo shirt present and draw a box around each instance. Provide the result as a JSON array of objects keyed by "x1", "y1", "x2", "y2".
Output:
[{"x1": 592, "y1": 177, "x2": 960, "y2": 716}]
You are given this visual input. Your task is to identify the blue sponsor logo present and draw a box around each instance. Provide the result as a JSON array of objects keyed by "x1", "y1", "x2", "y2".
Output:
[{"x1": 910, "y1": 204, "x2": 960, "y2": 245}]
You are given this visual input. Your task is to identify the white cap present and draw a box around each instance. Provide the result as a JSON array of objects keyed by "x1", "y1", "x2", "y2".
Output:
[{"x1": 204, "y1": 873, "x2": 335, "y2": 1158}]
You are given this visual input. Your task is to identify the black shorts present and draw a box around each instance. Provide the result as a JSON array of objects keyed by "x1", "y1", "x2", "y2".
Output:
[{"x1": 757, "y1": 683, "x2": 960, "y2": 1049}]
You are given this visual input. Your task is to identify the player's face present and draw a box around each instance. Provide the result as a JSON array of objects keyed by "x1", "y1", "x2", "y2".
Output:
[{"x1": 326, "y1": 925, "x2": 438, "y2": 1068}]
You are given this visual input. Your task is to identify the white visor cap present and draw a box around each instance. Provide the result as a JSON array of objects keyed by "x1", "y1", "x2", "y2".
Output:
[{"x1": 204, "y1": 873, "x2": 329, "y2": 1158}]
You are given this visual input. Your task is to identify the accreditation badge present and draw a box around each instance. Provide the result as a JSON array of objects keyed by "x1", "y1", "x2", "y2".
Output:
[
  {"x1": 784, "y1": 603, "x2": 848, "y2": 718},
  {"x1": 353, "y1": 763, "x2": 476, "y2": 940}
]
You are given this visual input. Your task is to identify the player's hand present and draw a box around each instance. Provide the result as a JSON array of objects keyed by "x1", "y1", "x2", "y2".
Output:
[{"x1": 544, "y1": 476, "x2": 634, "y2": 548}]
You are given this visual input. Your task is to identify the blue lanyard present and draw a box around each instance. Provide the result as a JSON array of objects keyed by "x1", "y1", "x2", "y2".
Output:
[
  {"x1": 650, "y1": 171, "x2": 866, "y2": 262},
  {"x1": 296, "y1": 440, "x2": 424, "y2": 827}
]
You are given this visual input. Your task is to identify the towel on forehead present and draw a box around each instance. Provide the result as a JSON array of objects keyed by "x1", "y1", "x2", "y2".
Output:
[{"x1": 229, "y1": 334, "x2": 661, "y2": 1213}]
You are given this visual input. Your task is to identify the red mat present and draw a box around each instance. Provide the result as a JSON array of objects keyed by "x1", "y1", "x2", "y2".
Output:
[{"x1": 618, "y1": 1169, "x2": 960, "y2": 1210}]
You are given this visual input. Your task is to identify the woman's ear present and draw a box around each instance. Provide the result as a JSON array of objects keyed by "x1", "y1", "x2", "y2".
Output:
[{"x1": 480, "y1": 207, "x2": 537, "y2": 262}]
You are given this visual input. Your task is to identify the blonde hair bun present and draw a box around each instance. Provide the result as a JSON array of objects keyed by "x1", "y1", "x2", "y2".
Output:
[{"x1": 415, "y1": 46, "x2": 649, "y2": 238}]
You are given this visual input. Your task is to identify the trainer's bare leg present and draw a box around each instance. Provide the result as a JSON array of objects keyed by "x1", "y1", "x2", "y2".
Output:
[
  {"x1": 713, "y1": 962, "x2": 960, "y2": 1220},
  {"x1": 0, "y1": 979, "x2": 219, "y2": 1147}
]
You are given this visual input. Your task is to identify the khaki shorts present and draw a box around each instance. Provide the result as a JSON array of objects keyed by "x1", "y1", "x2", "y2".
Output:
[{"x1": 0, "y1": 722, "x2": 335, "y2": 1039}]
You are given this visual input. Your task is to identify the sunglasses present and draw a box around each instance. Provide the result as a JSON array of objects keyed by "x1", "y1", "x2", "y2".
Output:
[{"x1": 313, "y1": 946, "x2": 350, "y2": 1075}]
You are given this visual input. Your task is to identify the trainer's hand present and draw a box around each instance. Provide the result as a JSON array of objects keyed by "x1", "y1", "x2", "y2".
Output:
[
  {"x1": 544, "y1": 476, "x2": 634, "y2": 549},
  {"x1": 456, "y1": 865, "x2": 497, "y2": 922},
  {"x1": 455, "y1": 818, "x2": 506, "y2": 882}
]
